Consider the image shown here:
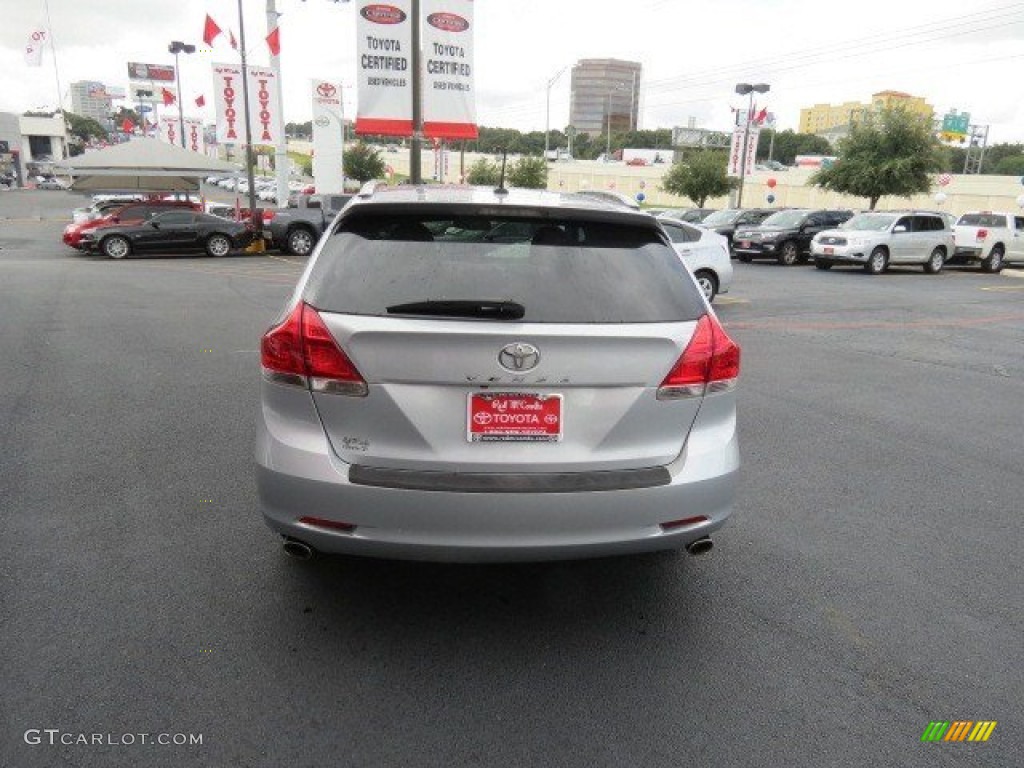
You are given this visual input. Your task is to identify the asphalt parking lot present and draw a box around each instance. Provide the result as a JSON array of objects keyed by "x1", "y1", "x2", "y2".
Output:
[{"x1": 2, "y1": 190, "x2": 1022, "y2": 767}]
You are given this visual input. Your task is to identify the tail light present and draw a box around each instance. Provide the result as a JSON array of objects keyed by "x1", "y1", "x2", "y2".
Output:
[
  {"x1": 658, "y1": 314, "x2": 740, "y2": 400},
  {"x1": 261, "y1": 302, "x2": 368, "y2": 396},
  {"x1": 976, "y1": 228, "x2": 988, "y2": 242},
  {"x1": 261, "y1": 209, "x2": 275, "y2": 223}
]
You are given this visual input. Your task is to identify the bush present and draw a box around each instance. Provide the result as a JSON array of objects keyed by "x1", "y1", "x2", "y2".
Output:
[
  {"x1": 466, "y1": 158, "x2": 499, "y2": 186},
  {"x1": 507, "y1": 156, "x2": 548, "y2": 189}
]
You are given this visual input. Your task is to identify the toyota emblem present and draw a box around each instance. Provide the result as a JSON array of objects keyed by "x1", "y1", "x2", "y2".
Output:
[{"x1": 498, "y1": 343, "x2": 540, "y2": 372}]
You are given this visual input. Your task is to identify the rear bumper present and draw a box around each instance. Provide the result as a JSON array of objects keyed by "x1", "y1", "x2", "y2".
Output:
[{"x1": 256, "y1": 386, "x2": 739, "y2": 563}]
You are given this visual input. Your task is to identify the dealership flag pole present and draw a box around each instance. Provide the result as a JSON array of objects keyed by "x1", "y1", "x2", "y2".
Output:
[
  {"x1": 237, "y1": 0, "x2": 259, "y2": 222},
  {"x1": 266, "y1": 0, "x2": 288, "y2": 207}
]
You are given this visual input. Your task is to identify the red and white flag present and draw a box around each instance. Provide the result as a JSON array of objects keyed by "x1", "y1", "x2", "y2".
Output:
[
  {"x1": 161, "y1": 87, "x2": 176, "y2": 106},
  {"x1": 202, "y1": 14, "x2": 222, "y2": 46},
  {"x1": 212, "y1": 62, "x2": 244, "y2": 145},
  {"x1": 229, "y1": 30, "x2": 238, "y2": 50},
  {"x1": 195, "y1": 94, "x2": 206, "y2": 108},
  {"x1": 121, "y1": 118, "x2": 135, "y2": 133},
  {"x1": 24, "y1": 27, "x2": 48, "y2": 67}
]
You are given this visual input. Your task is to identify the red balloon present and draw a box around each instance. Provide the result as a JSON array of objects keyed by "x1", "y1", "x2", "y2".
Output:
[{"x1": 766, "y1": 178, "x2": 777, "y2": 189}]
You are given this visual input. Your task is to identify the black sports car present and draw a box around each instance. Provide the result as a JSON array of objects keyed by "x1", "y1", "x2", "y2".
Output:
[{"x1": 80, "y1": 210, "x2": 257, "y2": 259}]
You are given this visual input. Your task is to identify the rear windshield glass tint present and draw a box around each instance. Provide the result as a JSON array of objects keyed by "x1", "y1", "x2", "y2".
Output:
[
  {"x1": 958, "y1": 214, "x2": 1005, "y2": 227},
  {"x1": 303, "y1": 213, "x2": 705, "y2": 323}
]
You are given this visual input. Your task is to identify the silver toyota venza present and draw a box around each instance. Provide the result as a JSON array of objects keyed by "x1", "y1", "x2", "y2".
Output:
[{"x1": 256, "y1": 185, "x2": 740, "y2": 562}]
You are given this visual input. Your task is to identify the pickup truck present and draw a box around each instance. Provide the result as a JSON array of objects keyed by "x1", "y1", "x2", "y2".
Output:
[
  {"x1": 264, "y1": 193, "x2": 352, "y2": 256},
  {"x1": 950, "y1": 211, "x2": 1024, "y2": 273}
]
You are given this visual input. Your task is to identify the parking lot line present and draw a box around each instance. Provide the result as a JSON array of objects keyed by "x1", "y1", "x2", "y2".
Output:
[
  {"x1": 980, "y1": 285, "x2": 1024, "y2": 292},
  {"x1": 713, "y1": 297, "x2": 749, "y2": 305}
]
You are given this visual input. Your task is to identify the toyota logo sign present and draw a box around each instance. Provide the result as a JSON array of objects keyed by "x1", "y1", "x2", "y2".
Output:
[
  {"x1": 317, "y1": 83, "x2": 337, "y2": 98},
  {"x1": 498, "y1": 343, "x2": 540, "y2": 372}
]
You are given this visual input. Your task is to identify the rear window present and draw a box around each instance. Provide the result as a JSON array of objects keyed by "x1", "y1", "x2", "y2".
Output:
[
  {"x1": 958, "y1": 214, "x2": 1006, "y2": 228},
  {"x1": 303, "y1": 212, "x2": 705, "y2": 323}
]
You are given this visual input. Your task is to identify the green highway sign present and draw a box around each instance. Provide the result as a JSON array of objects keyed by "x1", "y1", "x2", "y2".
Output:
[{"x1": 941, "y1": 112, "x2": 970, "y2": 135}]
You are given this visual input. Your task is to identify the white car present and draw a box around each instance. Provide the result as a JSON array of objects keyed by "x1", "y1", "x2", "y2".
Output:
[{"x1": 658, "y1": 216, "x2": 733, "y2": 302}]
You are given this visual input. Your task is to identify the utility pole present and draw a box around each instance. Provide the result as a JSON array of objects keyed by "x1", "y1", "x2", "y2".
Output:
[
  {"x1": 237, "y1": 0, "x2": 259, "y2": 220},
  {"x1": 266, "y1": 0, "x2": 289, "y2": 207},
  {"x1": 544, "y1": 67, "x2": 565, "y2": 160},
  {"x1": 409, "y1": 0, "x2": 423, "y2": 184}
]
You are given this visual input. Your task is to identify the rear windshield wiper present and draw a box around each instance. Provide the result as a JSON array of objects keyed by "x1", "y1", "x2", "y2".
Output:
[{"x1": 385, "y1": 299, "x2": 525, "y2": 320}]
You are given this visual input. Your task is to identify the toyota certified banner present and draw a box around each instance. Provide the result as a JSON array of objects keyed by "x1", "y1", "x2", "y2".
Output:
[
  {"x1": 311, "y1": 80, "x2": 345, "y2": 193},
  {"x1": 355, "y1": 1, "x2": 413, "y2": 136},
  {"x1": 184, "y1": 118, "x2": 205, "y2": 154},
  {"x1": 421, "y1": 0, "x2": 477, "y2": 139},
  {"x1": 246, "y1": 65, "x2": 282, "y2": 146},
  {"x1": 211, "y1": 62, "x2": 244, "y2": 145},
  {"x1": 158, "y1": 116, "x2": 183, "y2": 146}
]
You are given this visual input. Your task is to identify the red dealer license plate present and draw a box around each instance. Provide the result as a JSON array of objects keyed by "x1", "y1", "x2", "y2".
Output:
[
  {"x1": 824, "y1": 246, "x2": 834, "y2": 255},
  {"x1": 467, "y1": 392, "x2": 563, "y2": 442}
]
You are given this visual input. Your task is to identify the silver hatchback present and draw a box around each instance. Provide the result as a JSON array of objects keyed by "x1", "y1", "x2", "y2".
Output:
[{"x1": 256, "y1": 187, "x2": 740, "y2": 562}]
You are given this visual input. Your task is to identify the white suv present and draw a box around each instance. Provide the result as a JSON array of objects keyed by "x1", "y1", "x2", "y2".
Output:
[
  {"x1": 951, "y1": 212, "x2": 1024, "y2": 273},
  {"x1": 811, "y1": 211, "x2": 954, "y2": 275}
]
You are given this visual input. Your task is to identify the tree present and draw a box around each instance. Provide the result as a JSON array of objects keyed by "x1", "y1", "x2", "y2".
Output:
[
  {"x1": 507, "y1": 156, "x2": 548, "y2": 189},
  {"x1": 660, "y1": 151, "x2": 735, "y2": 207},
  {"x1": 809, "y1": 106, "x2": 944, "y2": 210},
  {"x1": 466, "y1": 158, "x2": 499, "y2": 186},
  {"x1": 343, "y1": 142, "x2": 386, "y2": 183},
  {"x1": 756, "y1": 129, "x2": 832, "y2": 165},
  {"x1": 64, "y1": 112, "x2": 108, "y2": 142},
  {"x1": 993, "y1": 154, "x2": 1024, "y2": 176}
]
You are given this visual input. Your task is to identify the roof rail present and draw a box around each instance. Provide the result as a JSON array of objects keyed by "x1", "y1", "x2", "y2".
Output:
[{"x1": 357, "y1": 179, "x2": 389, "y2": 198}]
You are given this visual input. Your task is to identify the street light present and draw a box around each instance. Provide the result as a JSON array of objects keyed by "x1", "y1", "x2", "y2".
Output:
[
  {"x1": 734, "y1": 82, "x2": 769, "y2": 208},
  {"x1": 544, "y1": 67, "x2": 565, "y2": 161},
  {"x1": 168, "y1": 40, "x2": 196, "y2": 148}
]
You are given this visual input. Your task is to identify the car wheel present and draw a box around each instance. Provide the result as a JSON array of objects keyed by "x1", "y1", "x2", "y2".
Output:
[
  {"x1": 865, "y1": 247, "x2": 888, "y2": 274},
  {"x1": 923, "y1": 247, "x2": 945, "y2": 274},
  {"x1": 694, "y1": 270, "x2": 718, "y2": 302},
  {"x1": 737, "y1": 254, "x2": 752, "y2": 263},
  {"x1": 286, "y1": 227, "x2": 316, "y2": 257},
  {"x1": 102, "y1": 235, "x2": 131, "y2": 260},
  {"x1": 205, "y1": 233, "x2": 232, "y2": 258},
  {"x1": 814, "y1": 260, "x2": 832, "y2": 270},
  {"x1": 777, "y1": 241, "x2": 799, "y2": 266},
  {"x1": 982, "y1": 246, "x2": 1004, "y2": 274}
]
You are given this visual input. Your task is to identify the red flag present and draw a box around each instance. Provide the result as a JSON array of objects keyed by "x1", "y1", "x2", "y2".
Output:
[
  {"x1": 161, "y1": 87, "x2": 176, "y2": 106},
  {"x1": 195, "y1": 94, "x2": 206, "y2": 108},
  {"x1": 755, "y1": 107, "x2": 768, "y2": 125},
  {"x1": 266, "y1": 26, "x2": 280, "y2": 57},
  {"x1": 229, "y1": 29, "x2": 238, "y2": 50},
  {"x1": 202, "y1": 14, "x2": 222, "y2": 46},
  {"x1": 121, "y1": 118, "x2": 135, "y2": 133}
]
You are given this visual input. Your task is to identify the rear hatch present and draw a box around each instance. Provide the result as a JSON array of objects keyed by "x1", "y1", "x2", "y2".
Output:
[{"x1": 298, "y1": 208, "x2": 715, "y2": 473}]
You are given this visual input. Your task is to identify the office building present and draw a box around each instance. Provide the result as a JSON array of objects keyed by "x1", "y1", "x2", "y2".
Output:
[
  {"x1": 569, "y1": 59, "x2": 641, "y2": 136},
  {"x1": 799, "y1": 90, "x2": 934, "y2": 135},
  {"x1": 69, "y1": 81, "x2": 115, "y2": 129}
]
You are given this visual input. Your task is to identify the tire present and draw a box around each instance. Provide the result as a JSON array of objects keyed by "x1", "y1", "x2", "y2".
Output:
[
  {"x1": 102, "y1": 235, "x2": 131, "y2": 260},
  {"x1": 286, "y1": 227, "x2": 316, "y2": 257},
  {"x1": 205, "y1": 233, "x2": 232, "y2": 258},
  {"x1": 982, "y1": 246, "x2": 1004, "y2": 274},
  {"x1": 923, "y1": 247, "x2": 945, "y2": 274},
  {"x1": 694, "y1": 270, "x2": 718, "y2": 303},
  {"x1": 864, "y1": 247, "x2": 888, "y2": 274},
  {"x1": 777, "y1": 241, "x2": 800, "y2": 266},
  {"x1": 814, "y1": 260, "x2": 833, "y2": 270},
  {"x1": 737, "y1": 254, "x2": 752, "y2": 263}
]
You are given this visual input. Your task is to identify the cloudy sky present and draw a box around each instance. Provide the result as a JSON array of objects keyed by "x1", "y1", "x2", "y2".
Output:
[{"x1": 1, "y1": 0, "x2": 1023, "y2": 143}]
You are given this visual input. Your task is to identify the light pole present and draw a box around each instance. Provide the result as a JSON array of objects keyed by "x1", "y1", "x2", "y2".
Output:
[
  {"x1": 734, "y1": 82, "x2": 769, "y2": 208},
  {"x1": 544, "y1": 67, "x2": 565, "y2": 161},
  {"x1": 168, "y1": 40, "x2": 196, "y2": 148}
]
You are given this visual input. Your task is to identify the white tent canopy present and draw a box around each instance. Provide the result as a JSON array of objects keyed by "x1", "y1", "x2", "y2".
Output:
[{"x1": 55, "y1": 138, "x2": 238, "y2": 193}]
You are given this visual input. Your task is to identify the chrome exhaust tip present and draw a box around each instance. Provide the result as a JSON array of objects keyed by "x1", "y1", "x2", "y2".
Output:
[
  {"x1": 282, "y1": 538, "x2": 315, "y2": 560},
  {"x1": 686, "y1": 537, "x2": 714, "y2": 556}
]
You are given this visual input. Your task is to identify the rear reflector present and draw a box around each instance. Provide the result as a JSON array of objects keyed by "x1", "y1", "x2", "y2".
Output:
[
  {"x1": 261, "y1": 302, "x2": 368, "y2": 396},
  {"x1": 660, "y1": 515, "x2": 709, "y2": 531},
  {"x1": 976, "y1": 228, "x2": 988, "y2": 242},
  {"x1": 298, "y1": 516, "x2": 356, "y2": 533},
  {"x1": 657, "y1": 314, "x2": 740, "y2": 399}
]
